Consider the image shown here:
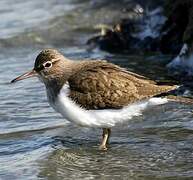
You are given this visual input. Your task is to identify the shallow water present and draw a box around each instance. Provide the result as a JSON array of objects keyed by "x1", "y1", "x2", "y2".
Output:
[{"x1": 1, "y1": 1, "x2": 193, "y2": 180}]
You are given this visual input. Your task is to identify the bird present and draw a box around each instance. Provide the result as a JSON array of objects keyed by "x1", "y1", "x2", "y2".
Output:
[{"x1": 11, "y1": 49, "x2": 179, "y2": 150}]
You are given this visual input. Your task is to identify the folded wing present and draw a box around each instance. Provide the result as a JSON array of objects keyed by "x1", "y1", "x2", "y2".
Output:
[{"x1": 68, "y1": 61, "x2": 177, "y2": 109}]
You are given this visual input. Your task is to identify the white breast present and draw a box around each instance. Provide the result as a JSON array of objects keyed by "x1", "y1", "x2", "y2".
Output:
[{"x1": 50, "y1": 84, "x2": 168, "y2": 128}]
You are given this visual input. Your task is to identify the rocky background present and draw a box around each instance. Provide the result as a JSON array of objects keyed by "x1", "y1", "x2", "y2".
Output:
[{"x1": 88, "y1": 0, "x2": 193, "y2": 54}]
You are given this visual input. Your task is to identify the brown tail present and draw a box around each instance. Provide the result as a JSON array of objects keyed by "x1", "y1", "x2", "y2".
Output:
[
  {"x1": 159, "y1": 85, "x2": 179, "y2": 94},
  {"x1": 165, "y1": 95, "x2": 193, "y2": 104},
  {"x1": 146, "y1": 85, "x2": 179, "y2": 98}
]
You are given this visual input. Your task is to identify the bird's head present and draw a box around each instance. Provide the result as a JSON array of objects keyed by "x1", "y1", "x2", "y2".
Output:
[{"x1": 11, "y1": 49, "x2": 70, "y2": 84}]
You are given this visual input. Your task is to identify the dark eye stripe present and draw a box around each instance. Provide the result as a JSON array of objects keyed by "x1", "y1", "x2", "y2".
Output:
[{"x1": 34, "y1": 64, "x2": 44, "y2": 72}]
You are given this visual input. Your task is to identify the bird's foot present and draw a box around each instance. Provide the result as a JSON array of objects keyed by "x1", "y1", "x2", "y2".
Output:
[{"x1": 99, "y1": 144, "x2": 108, "y2": 151}]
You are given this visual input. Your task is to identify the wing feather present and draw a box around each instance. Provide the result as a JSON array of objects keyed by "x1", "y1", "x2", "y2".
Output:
[{"x1": 68, "y1": 61, "x2": 176, "y2": 109}]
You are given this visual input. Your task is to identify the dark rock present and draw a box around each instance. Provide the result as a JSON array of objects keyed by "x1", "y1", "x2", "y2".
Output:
[
  {"x1": 87, "y1": 17, "x2": 162, "y2": 54},
  {"x1": 87, "y1": 19, "x2": 140, "y2": 53},
  {"x1": 87, "y1": 0, "x2": 193, "y2": 55},
  {"x1": 140, "y1": 36, "x2": 160, "y2": 52},
  {"x1": 159, "y1": 0, "x2": 193, "y2": 54}
]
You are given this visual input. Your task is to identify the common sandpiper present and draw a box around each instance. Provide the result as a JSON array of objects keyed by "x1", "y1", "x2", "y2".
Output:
[{"x1": 11, "y1": 49, "x2": 178, "y2": 150}]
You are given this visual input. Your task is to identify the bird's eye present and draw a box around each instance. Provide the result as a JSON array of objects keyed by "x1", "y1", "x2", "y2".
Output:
[{"x1": 43, "y1": 61, "x2": 52, "y2": 68}]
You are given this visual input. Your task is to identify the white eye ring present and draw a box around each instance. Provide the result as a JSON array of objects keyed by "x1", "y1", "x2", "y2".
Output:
[{"x1": 43, "y1": 61, "x2": 52, "y2": 68}]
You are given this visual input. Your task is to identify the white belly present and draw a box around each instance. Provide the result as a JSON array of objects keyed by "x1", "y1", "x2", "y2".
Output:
[{"x1": 50, "y1": 84, "x2": 168, "y2": 128}]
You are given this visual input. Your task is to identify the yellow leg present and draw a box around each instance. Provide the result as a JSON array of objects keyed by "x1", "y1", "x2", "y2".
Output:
[{"x1": 99, "y1": 128, "x2": 111, "y2": 150}]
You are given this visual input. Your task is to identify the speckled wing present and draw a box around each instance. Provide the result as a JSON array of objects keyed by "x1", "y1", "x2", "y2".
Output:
[{"x1": 68, "y1": 61, "x2": 177, "y2": 109}]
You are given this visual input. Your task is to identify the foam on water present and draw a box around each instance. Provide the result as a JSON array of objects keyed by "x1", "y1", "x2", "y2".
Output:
[
  {"x1": 167, "y1": 43, "x2": 193, "y2": 75},
  {"x1": 133, "y1": 7, "x2": 167, "y2": 40}
]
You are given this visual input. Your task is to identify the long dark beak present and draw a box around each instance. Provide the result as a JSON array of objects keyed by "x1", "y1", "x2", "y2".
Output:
[{"x1": 11, "y1": 69, "x2": 37, "y2": 83}]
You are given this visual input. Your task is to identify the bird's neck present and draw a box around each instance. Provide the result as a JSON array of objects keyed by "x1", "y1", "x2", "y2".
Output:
[
  {"x1": 44, "y1": 59, "x2": 74, "y2": 102},
  {"x1": 44, "y1": 59, "x2": 92, "y2": 102},
  {"x1": 45, "y1": 78, "x2": 67, "y2": 103}
]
